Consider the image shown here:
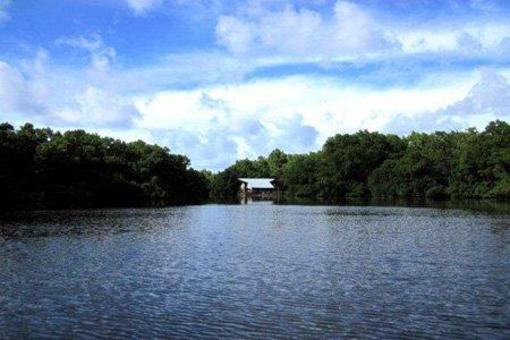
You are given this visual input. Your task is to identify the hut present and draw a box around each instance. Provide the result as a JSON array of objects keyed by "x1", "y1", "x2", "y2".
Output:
[{"x1": 238, "y1": 178, "x2": 277, "y2": 199}]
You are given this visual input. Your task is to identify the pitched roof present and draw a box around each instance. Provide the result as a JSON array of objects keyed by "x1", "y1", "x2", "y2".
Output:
[{"x1": 238, "y1": 178, "x2": 275, "y2": 189}]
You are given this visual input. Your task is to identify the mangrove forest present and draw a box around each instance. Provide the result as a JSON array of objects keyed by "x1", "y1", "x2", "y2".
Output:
[{"x1": 1, "y1": 120, "x2": 509, "y2": 209}]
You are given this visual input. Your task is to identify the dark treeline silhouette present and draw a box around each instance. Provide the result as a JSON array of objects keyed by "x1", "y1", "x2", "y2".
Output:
[
  {"x1": 2, "y1": 120, "x2": 509, "y2": 209},
  {"x1": 211, "y1": 120, "x2": 510, "y2": 201},
  {"x1": 0, "y1": 123, "x2": 209, "y2": 209}
]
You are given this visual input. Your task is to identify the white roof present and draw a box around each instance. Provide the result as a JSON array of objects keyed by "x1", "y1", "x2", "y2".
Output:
[{"x1": 239, "y1": 178, "x2": 275, "y2": 189}]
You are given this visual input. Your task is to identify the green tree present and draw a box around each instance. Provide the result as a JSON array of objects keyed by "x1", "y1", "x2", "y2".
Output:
[
  {"x1": 320, "y1": 131, "x2": 405, "y2": 198},
  {"x1": 451, "y1": 120, "x2": 510, "y2": 198},
  {"x1": 267, "y1": 149, "x2": 288, "y2": 178},
  {"x1": 0, "y1": 122, "x2": 210, "y2": 209},
  {"x1": 282, "y1": 152, "x2": 322, "y2": 197}
]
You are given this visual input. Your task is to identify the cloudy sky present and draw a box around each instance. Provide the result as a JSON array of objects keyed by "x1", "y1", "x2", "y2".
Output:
[{"x1": 1, "y1": 0, "x2": 510, "y2": 170}]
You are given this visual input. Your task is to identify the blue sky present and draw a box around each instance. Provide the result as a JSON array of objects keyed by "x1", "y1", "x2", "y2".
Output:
[{"x1": 1, "y1": 0, "x2": 510, "y2": 170}]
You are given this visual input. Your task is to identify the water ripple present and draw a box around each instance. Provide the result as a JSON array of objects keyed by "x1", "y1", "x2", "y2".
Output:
[{"x1": 0, "y1": 204, "x2": 509, "y2": 338}]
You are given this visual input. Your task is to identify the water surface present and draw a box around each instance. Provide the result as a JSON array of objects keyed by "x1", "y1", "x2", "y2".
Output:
[{"x1": 0, "y1": 203, "x2": 509, "y2": 338}]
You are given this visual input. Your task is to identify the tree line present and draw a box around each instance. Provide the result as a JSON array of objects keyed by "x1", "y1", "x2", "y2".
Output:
[
  {"x1": 0, "y1": 123, "x2": 209, "y2": 209},
  {"x1": 210, "y1": 120, "x2": 510, "y2": 202},
  {"x1": 1, "y1": 120, "x2": 509, "y2": 209}
]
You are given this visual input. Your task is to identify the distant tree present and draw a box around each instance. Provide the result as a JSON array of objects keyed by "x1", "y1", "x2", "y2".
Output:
[
  {"x1": 214, "y1": 120, "x2": 510, "y2": 202},
  {"x1": 368, "y1": 131, "x2": 460, "y2": 199},
  {"x1": 320, "y1": 131, "x2": 405, "y2": 198},
  {"x1": 210, "y1": 167, "x2": 240, "y2": 202},
  {"x1": 451, "y1": 120, "x2": 510, "y2": 198},
  {"x1": 2, "y1": 119, "x2": 509, "y2": 209},
  {"x1": 267, "y1": 149, "x2": 288, "y2": 178},
  {"x1": 0, "y1": 122, "x2": 209, "y2": 209},
  {"x1": 282, "y1": 152, "x2": 322, "y2": 197}
]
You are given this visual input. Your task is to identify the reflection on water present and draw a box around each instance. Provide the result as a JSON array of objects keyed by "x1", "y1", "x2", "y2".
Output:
[
  {"x1": 0, "y1": 204, "x2": 509, "y2": 338},
  {"x1": 239, "y1": 196, "x2": 278, "y2": 205}
]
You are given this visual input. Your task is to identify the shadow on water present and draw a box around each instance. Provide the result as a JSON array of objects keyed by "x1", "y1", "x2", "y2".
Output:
[
  {"x1": 0, "y1": 207, "x2": 191, "y2": 240},
  {"x1": 273, "y1": 197, "x2": 510, "y2": 214},
  {"x1": 1, "y1": 199, "x2": 509, "y2": 240}
]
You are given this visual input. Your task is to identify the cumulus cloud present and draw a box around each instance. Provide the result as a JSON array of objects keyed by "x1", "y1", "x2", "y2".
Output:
[
  {"x1": 152, "y1": 128, "x2": 238, "y2": 171},
  {"x1": 133, "y1": 79, "x2": 326, "y2": 169},
  {"x1": 0, "y1": 61, "x2": 37, "y2": 114},
  {"x1": 51, "y1": 36, "x2": 140, "y2": 127},
  {"x1": 51, "y1": 86, "x2": 140, "y2": 128},
  {"x1": 3, "y1": 1, "x2": 510, "y2": 171},
  {"x1": 385, "y1": 70, "x2": 510, "y2": 134},
  {"x1": 2, "y1": 38, "x2": 496, "y2": 170},
  {"x1": 0, "y1": 35, "x2": 140, "y2": 129},
  {"x1": 216, "y1": 0, "x2": 399, "y2": 61},
  {"x1": 444, "y1": 70, "x2": 510, "y2": 116},
  {"x1": 117, "y1": 0, "x2": 510, "y2": 63},
  {"x1": 132, "y1": 74, "x2": 475, "y2": 169},
  {"x1": 148, "y1": 114, "x2": 318, "y2": 170},
  {"x1": 0, "y1": 51, "x2": 51, "y2": 117}
]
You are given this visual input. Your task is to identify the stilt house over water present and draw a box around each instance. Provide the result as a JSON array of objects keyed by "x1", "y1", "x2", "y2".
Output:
[{"x1": 238, "y1": 178, "x2": 277, "y2": 199}]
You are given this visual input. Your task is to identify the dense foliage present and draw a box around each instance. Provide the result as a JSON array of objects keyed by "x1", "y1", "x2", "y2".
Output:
[
  {"x1": 0, "y1": 123, "x2": 209, "y2": 209},
  {"x1": 2, "y1": 120, "x2": 508, "y2": 209},
  {"x1": 211, "y1": 120, "x2": 510, "y2": 201}
]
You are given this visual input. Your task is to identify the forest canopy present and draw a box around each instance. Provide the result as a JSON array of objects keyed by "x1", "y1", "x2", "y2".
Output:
[
  {"x1": 210, "y1": 120, "x2": 510, "y2": 202},
  {"x1": 1, "y1": 120, "x2": 509, "y2": 209},
  {"x1": 0, "y1": 123, "x2": 209, "y2": 209}
]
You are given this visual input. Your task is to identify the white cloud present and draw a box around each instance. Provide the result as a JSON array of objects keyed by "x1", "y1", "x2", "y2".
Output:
[
  {"x1": 125, "y1": 0, "x2": 163, "y2": 14},
  {"x1": 216, "y1": 16, "x2": 254, "y2": 56},
  {"x1": 56, "y1": 34, "x2": 116, "y2": 74},
  {"x1": 213, "y1": 0, "x2": 510, "y2": 62},
  {"x1": 0, "y1": 51, "x2": 50, "y2": 116},
  {"x1": 397, "y1": 22, "x2": 510, "y2": 56},
  {"x1": 53, "y1": 86, "x2": 140, "y2": 128},
  {"x1": 133, "y1": 74, "x2": 476, "y2": 169},
  {"x1": 385, "y1": 70, "x2": 510, "y2": 134},
  {"x1": 0, "y1": 36, "x2": 140, "y2": 129},
  {"x1": 0, "y1": 61, "x2": 34, "y2": 113},
  {"x1": 3, "y1": 1, "x2": 510, "y2": 170},
  {"x1": 215, "y1": 0, "x2": 399, "y2": 61},
  {"x1": 443, "y1": 70, "x2": 510, "y2": 116},
  {"x1": 2, "y1": 45, "x2": 507, "y2": 170}
]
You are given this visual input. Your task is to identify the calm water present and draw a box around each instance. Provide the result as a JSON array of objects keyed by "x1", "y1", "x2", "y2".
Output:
[{"x1": 0, "y1": 203, "x2": 509, "y2": 339}]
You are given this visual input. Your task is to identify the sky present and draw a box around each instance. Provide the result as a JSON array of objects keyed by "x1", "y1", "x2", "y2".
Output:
[{"x1": 1, "y1": 0, "x2": 510, "y2": 170}]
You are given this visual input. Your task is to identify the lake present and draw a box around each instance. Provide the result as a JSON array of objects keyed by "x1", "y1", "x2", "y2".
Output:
[{"x1": 0, "y1": 202, "x2": 509, "y2": 338}]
